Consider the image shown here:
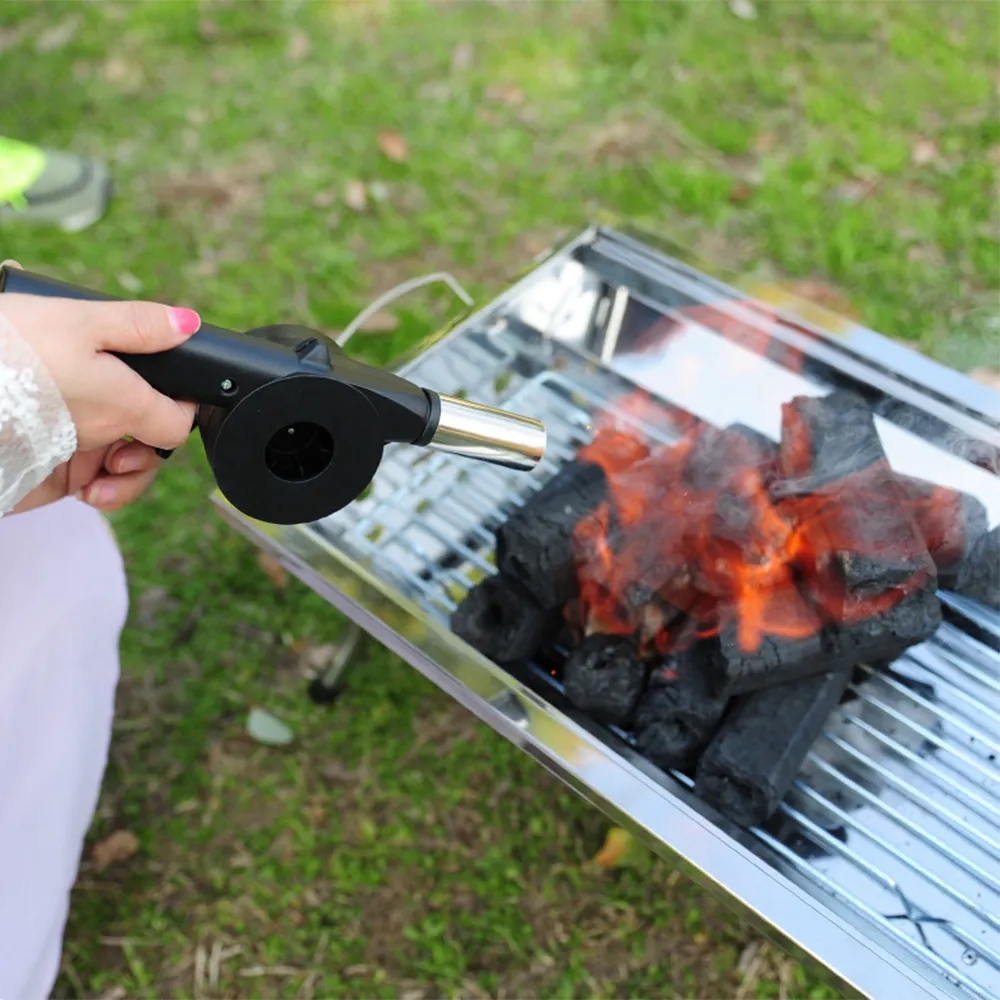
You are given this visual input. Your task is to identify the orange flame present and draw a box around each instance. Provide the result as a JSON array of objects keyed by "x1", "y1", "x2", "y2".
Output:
[{"x1": 569, "y1": 404, "x2": 933, "y2": 659}]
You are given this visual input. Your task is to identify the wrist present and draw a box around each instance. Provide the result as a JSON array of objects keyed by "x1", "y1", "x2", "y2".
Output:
[{"x1": 0, "y1": 310, "x2": 78, "y2": 513}]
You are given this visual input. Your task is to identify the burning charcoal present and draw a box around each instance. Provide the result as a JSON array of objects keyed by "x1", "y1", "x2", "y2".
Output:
[
  {"x1": 450, "y1": 575, "x2": 561, "y2": 665},
  {"x1": 620, "y1": 583, "x2": 684, "y2": 648},
  {"x1": 955, "y1": 526, "x2": 1000, "y2": 610},
  {"x1": 727, "y1": 423, "x2": 779, "y2": 459},
  {"x1": 776, "y1": 392, "x2": 938, "y2": 623},
  {"x1": 633, "y1": 646, "x2": 729, "y2": 771},
  {"x1": 695, "y1": 665, "x2": 853, "y2": 828},
  {"x1": 710, "y1": 620, "x2": 827, "y2": 699},
  {"x1": 823, "y1": 585, "x2": 943, "y2": 666},
  {"x1": 895, "y1": 475, "x2": 988, "y2": 585},
  {"x1": 684, "y1": 424, "x2": 777, "y2": 492},
  {"x1": 778, "y1": 390, "x2": 887, "y2": 487},
  {"x1": 562, "y1": 634, "x2": 649, "y2": 727},
  {"x1": 495, "y1": 460, "x2": 609, "y2": 610}
]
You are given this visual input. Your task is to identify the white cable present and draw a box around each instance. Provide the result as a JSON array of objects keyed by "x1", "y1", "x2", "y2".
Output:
[{"x1": 336, "y1": 272, "x2": 474, "y2": 348}]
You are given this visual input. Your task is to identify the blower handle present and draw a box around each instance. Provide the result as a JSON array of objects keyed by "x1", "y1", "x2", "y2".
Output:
[{"x1": 0, "y1": 266, "x2": 300, "y2": 408}]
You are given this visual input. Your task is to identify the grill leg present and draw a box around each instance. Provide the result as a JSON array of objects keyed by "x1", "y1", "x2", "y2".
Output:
[{"x1": 307, "y1": 622, "x2": 362, "y2": 704}]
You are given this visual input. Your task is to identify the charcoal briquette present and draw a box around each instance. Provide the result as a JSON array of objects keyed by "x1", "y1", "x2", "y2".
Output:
[
  {"x1": 695, "y1": 665, "x2": 853, "y2": 827},
  {"x1": 450, "y1": 575, "x2": 561, "y2": 665},
  {"x1": 955, "y1": 526, "x2": 1000, "y2": 610},
  {"x1": 822, "y1": 585, "x2": 943, "y2": 667},
  {"x1": 633, "y1": 645, "x2": 729, "y2": 771},
  {"x1": 684, "y1": 424, "x2": 778, "y2": 492},
  {"x1": 562, "y1": 633, "x2": 649, "y2": 727},
  {"x1": 727, "y1": 423, "x2": 779, "y2": 460},
  {"x1": 779, "y1": 390, "x2": 887, "y2": 488},
  {"x1": 495, "y1": 460, "x2": 608, "y2": 609},
  {"x1": 710, "y1": 623, "x2": 827, "y2": 699},
  {"x1": 895, "y1": 474, "x2": 988, "y2": 584}
]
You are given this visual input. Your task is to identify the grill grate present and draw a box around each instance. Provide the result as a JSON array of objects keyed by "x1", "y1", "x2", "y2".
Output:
[{"x1": 310, "y1": 324, "x2": 1000, "y2": 1000}]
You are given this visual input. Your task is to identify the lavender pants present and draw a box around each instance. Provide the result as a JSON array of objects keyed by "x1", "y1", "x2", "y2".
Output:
[{"x1": 0, "y1": 498, "x2": 127, "y2": 999}]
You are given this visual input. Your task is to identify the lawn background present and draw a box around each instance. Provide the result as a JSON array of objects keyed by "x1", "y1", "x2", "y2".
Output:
[{"x1": 1, "y1": 1, "x2": 997, "y2": 997}]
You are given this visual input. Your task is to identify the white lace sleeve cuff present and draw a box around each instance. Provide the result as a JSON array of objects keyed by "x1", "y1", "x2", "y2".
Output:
[{"x1": 0, "y1": 312, "x2": 77, "y2": 515}]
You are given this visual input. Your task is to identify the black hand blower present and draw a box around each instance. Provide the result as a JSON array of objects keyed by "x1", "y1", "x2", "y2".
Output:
[{"x1": 0, "y1": 266, "x2": 546, "y2": 525}]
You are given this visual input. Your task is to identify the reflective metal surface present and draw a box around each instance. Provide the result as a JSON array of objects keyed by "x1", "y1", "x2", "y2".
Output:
[
  {"x1": 215, "y1": 227, "x2": 1000, "y2": 1000},
  {"x1": 427, "y1": 393, "x2": 546, "y2": 470}
]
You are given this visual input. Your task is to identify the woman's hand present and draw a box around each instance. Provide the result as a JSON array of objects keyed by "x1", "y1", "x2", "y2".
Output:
[
  {"x1": 1, "y1": 259, "x2": 200, "y2": 515},
  {"x1": 12, "y1": 439, "x2": 168, "y2": 515},
  {"x1": 0, "y1": 270, "x2": 200, "y2": 452}
]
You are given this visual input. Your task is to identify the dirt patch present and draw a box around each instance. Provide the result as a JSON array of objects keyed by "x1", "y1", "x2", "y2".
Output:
[{"x1": 359, "y1": 879, "x2": 431, "y2": 969}]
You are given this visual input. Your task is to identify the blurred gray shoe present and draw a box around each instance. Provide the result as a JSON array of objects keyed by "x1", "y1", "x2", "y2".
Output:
[{"x1": 0, "y1": 136, "x2": 111, "y2": 232}]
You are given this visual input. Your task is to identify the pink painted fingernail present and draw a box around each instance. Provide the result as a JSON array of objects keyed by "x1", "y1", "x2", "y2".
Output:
[{"x1": 167, "y1": 306, "x2": 201, "y2": 336}]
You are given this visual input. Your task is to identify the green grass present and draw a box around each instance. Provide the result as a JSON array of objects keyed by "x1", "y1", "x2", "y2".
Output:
[{"x1": 1, "y1": 0, "x2": 997, "y2": 997}]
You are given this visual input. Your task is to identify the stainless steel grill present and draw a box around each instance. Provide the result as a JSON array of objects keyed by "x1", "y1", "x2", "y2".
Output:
[{"x1": 216, "y1": 227, "x2": 1000, "y2": 1000}]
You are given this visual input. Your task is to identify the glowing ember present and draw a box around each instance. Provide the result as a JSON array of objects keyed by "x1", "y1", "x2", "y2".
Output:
[{"x1": 569, "y1": 392, "x2": 942, "y2": 658}]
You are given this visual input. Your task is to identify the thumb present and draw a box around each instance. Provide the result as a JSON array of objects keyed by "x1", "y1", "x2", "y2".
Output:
[{"x1": 81, "y1": 298, "x2": 202, "y2": 354}]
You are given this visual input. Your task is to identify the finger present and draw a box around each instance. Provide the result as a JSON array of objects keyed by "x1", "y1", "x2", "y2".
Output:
[
  {"x1": 75, "y1": 297, "x2": 201, "y2": 354},
  {"x1": 96, "y1": 355, "x2": 198, "y2": 450},
  {"x1": 1, "y1": 259, "x2": 23, "y2": 270},
  {"x1": 104, "y1": 439, "x2": 162, "y2": 476},
  {"x1": 81, "y1": 468, "x2": 158, "y2": 512}
]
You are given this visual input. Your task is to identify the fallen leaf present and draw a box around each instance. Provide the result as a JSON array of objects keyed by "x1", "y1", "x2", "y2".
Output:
[
  {"x1": 287, "y1": 29, "x2": 309, "y2": 61},
  {"x1": 753, "y1": 131, "x2": 775, "y2": 154},
  {"x1": 968, "y1": 367, "x2": 1000, "y2": 392},
  {"x1": 102, "y1": 56, "x2": 136, "y2": 85},
  {"x1": 906, "y1": 243, "x2": 945, "y2": 266},
  {"x1": 587, "y1": 118, "x2": 654, "y2": 165},
  {"x1": 377, "y1": 130, "x2": 409, "y2": 162},
  {"x1": 728, "y1": 180, "x2": 754, "y2": 203},
  {"x1": 588, "y1": 826, "x2": 641, "y2": 868},
  {"x1": 359, "y1": 310, "x2": 399, "y2": 334},
  {"x1": 451, "y1": 41, "x2": 474, "y2": 72},
  {"x1": 485, "y1": 82, "x2": 524, "y2": 106},
  {"x1": 831, "y1": 176, "x2": 880, "y2": 204},
  {"x1": 256, "y1": 551, "x2": 288, "y2": 589},
  {"x1": 419, "y1": 80, "x2": 451, "y2": 101},
  {"x1": 344, "y1": 179, "x2": 368, "y2": 212},
  {"x1": 268, "y1": 829, "x2": 296, "y2": 861},
  {"x1": 35, "y1": 15, "x2": 80, "y2": 53},
  {"x1": 911, "y1": 138, "x2": 939, "y2": 166},
  {"x1": 92, "y1": 830, "x2": 139, "y2": 870},
  {"x1": 728, "y1": 0, "x2": 757, "y2": 20},
  {"x1": 193, "y1": 258, "x2": 218, "y2": 278},
  {"x1": 246, "y1": 708, "x2": 295, "y2": 746}
]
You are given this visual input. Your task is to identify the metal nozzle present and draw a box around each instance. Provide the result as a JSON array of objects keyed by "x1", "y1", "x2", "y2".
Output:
[{"x1": 426, "y1": 393, "x2": 546, "y2": 471}]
